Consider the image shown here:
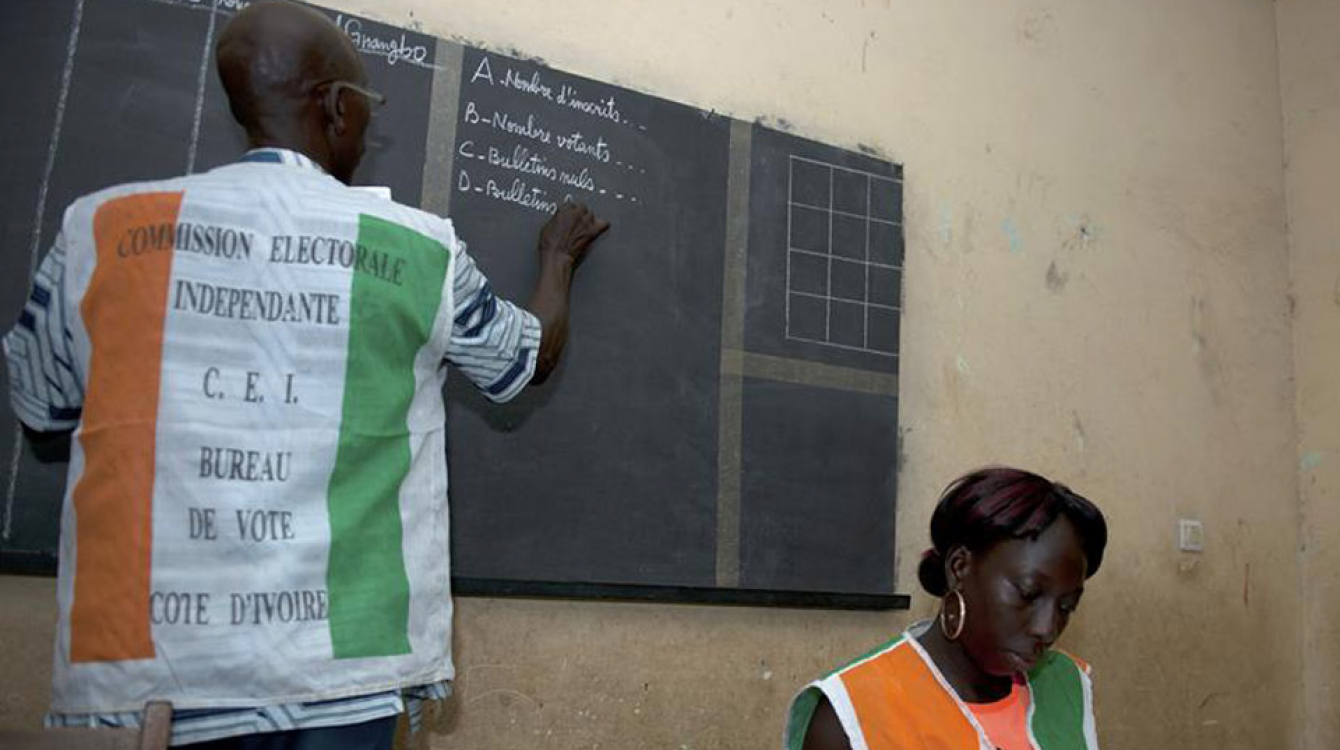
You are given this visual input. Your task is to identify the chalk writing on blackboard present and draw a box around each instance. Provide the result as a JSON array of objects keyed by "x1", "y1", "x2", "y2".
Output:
[
  {"x1": 454, "y1": 53, "x2": 647, "y2": 214},
  {"x1": 335, "y1": 15, "x2": 437, "y2": 69},
  {"x1": 785, "y1": 155, "x2": 901, "y2": 357},
  {"x1": 149, "y1": 0, "x2": 251, "y2": 13}
]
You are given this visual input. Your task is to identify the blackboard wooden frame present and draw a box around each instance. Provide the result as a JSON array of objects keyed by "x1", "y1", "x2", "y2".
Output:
[{"x1": 0, "y1": 551, "x2": 908, "y2": 610}]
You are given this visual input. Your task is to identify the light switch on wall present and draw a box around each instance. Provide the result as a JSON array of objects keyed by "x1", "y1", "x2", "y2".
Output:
[{"x1": 1178, "y1": 518, "x2": 1204, "y2": 552}]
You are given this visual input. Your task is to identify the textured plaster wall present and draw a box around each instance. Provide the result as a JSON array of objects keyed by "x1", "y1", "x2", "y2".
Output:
[
  {"x1": 1277, "y1": 1, "x2": 1340, "y2": 748},
  {"x1": 0, "y1": 1, "x2": 1312, "y2": 749}
]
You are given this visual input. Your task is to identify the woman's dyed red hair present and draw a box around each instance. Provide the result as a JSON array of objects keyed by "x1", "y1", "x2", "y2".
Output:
[{"x1": 917, "y1": 467, "x2": 1107, "y2": 596}]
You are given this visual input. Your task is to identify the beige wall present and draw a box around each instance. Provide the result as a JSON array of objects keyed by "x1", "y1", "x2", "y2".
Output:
[
  {"x1": 1278, "y1": 1, "x2": 1340, "y2": 749},
  {"x1": 0, "y1": 1, "x2": 1318, "y2": 749}
]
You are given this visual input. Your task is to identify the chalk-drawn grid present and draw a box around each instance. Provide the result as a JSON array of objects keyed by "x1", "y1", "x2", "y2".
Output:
[{"x1": 785, "y1": 156, "x2": 902, "y2": 357}]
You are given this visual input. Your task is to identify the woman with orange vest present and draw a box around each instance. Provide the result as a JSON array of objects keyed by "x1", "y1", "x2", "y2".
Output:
[{"x1": 787, "y1": 467, "x2": 1108, "y2": 750}]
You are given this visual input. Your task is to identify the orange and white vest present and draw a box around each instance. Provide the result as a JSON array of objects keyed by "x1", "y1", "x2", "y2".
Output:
[{"x1": 785, "y1": 625, "x2": 1099, "y2": 750}]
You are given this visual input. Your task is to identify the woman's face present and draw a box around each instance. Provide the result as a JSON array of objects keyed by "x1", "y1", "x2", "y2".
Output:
[{"x1": 950, "y1": 517, "x2": 1089, "y2": 676}]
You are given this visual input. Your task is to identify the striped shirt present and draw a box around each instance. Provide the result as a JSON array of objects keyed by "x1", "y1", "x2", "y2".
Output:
[
  {"x1": 45, "y1": 681, "x2": 448, "y2": 745},
  {"x1": 4, "y1": 148, "x2": 540, "y2": 745}
]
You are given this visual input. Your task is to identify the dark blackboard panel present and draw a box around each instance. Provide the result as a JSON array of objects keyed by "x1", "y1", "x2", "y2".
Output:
[
  {"x1": 49, "y1": 0, "x2": 211, "y2": 210},
  {"x1": 738, "y1": 379, "x2": 898, "y2": 594},
  {"x1": 446, "y1": 48, "x2": 730, "y2": 587},
  {"x1": 3, "y1": 0, "x2": 226, "y2": 567},
  {"x1": 2, "y1": 438, "x2": 65, "y2": 571},
  {"x1": 0, "y1": 0, "x2": 78, "y2": 567},
  {"x1": 745, "y1": 126, "x2": 903, "y2": 374},
  {"x1": 0, "y1": 0, "x2": 74, "y2": 314},
  {"x1": 0, "y1": 0, "x2": 907, "y2": 608},
  {"x1": 9, "y1": 2, "x2": 217, "y2": 556}
]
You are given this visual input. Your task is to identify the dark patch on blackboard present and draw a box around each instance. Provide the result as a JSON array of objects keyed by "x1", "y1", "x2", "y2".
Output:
[
  {"x1": 738, "y1": 377, "x2": 898, "y2": 594},
  {"x1": 445, "y1": 47, "x2": 729, "y2": 588}
]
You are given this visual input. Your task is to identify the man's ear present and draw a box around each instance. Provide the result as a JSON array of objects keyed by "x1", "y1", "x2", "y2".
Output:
[
  {"x1": 322, "y1": 85, "x2": 347, "y2": 137},
  {"x1": 944, "y1": 545, "x2": 973, "y2": 591}
]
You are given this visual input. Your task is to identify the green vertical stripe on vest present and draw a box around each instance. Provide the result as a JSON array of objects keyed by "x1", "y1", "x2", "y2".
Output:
[
  {"x1": 1028, "y1": 651, "x2": 1087, "y2": 750},
  {"x1": 785, "y1": 687, "x2": 822, "y2": 750},
  {"x1": 326, "y1": 214, "x2": 450, "y2": 658}
]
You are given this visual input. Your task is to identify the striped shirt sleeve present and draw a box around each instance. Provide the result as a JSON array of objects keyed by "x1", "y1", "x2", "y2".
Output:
[
  {"x1": 3, "y1": 232, "x2": 84, "y2": 432},
  {"x1": 444, "y1": 245, "x2": 541, "y2": 403}
]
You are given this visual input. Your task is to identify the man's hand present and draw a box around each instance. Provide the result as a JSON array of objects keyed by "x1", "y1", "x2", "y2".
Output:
[
  {"x1": 527, "y1": 201, "x2": 610, "y2": 385},
  {"x1": 538, "y1": 201, "x2": 610, "y2": 268}
]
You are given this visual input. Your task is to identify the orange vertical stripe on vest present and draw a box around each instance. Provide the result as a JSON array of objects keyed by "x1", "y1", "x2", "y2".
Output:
[
  {"x1": 70, "y1": 191, "x2": 182, "y2": 663},
  {"x1": 842, "y1": 643, "x2": 980, "y2": 750}
]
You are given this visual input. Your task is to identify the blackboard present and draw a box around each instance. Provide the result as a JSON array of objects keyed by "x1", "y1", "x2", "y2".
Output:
[{"x1": 0, "y1": 0, "x2": 908, "y2": 609}]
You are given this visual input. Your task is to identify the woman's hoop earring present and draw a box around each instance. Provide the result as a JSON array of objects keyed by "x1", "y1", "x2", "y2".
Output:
[{"x1": 940, "y1": 589, "x2": 967, "y2": 641}]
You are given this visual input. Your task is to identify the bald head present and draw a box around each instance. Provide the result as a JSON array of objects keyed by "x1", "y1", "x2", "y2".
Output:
[{"x1": 216, "y1": 1, "x2": 370, "y2": 182}]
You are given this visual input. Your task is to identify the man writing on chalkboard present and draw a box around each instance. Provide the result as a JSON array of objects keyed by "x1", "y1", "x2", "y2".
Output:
[{"x1": 2, "y1": 1, "x2": 607, "y2": 747}]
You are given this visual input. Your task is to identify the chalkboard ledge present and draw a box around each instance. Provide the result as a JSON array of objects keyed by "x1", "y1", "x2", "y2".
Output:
[
  {"x1": 0, "y1": 558, "x2": 910, "y2": 611},
  {"x1": 453, "y1": 577, "x2": 910, "y2": 611},
  {"x1": 0, "y1": 551, "x2": 58, "y2": 577}
]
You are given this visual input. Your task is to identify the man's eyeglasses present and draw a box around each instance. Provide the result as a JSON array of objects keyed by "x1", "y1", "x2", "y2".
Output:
[{"x1": 324, "y1": 81, "x2": 387, "y2": 115}]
